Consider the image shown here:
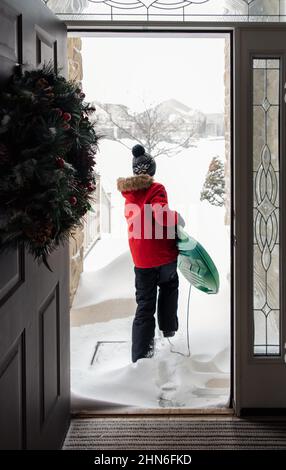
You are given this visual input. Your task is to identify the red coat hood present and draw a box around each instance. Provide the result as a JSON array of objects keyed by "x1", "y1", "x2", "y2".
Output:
[{"x1": 117, "y1": 174, "x2": 179, "y2": 268}]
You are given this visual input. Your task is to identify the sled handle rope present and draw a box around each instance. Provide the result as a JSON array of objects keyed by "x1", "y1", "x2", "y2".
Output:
[{"x1": 167, "y1": 223, "x2": 220, "y2": 356}]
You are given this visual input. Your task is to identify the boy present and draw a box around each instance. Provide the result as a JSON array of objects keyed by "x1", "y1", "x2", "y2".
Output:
[{"x1": 117, "y1": 144, "x2": 185, "y2": 363}]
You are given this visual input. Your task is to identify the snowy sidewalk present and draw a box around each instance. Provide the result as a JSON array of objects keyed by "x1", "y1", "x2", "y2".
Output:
[{"x1": 70, "y1": 236, "x2": 230, "y2": 411}]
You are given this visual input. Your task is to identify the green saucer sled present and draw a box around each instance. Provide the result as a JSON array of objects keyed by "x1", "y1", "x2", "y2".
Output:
[{"x1": 176, "y1": 226, "x2": 220, "y2": 294}]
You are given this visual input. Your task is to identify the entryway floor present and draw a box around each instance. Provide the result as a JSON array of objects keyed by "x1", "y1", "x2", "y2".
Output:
[{"x1": 63, "y1": 416, "x2": 286, "y2": 450}]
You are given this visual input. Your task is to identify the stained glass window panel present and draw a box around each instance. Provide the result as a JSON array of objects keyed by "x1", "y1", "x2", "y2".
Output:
[
  {"x1": 252, "y1": 58, "x2": 280, "y2": 356},
  {"x1": 43, "y1": 0, "x2": 286, "y2": 22}
]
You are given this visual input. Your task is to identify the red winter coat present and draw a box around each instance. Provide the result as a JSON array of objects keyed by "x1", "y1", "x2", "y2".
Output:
[{"x1": 117, "y1": 174, "x2": 179, "y2": 268}]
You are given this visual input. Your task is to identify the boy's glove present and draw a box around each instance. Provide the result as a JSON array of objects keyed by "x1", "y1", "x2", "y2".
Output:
[{"x1": 177, "y1": 213, "x2": 185, "y2": 228}]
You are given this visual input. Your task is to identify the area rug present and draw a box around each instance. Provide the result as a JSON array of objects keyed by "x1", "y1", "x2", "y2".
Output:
[{"x1": 63, "y1": 417, "x2": 286, "y2": 450}]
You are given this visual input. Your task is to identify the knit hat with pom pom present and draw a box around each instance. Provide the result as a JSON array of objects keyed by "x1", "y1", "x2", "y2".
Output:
[{"x1": 132, "y1": 144, "x2": 156, "y2": 176}]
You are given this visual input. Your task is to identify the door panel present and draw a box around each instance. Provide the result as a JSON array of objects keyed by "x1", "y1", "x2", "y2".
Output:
[
  {"x1": 235, "y1": 27, "x2": 286, "y2": 413},
  {"x1": 39, "y1": 284, "x2": 61, "y2": 424},
  {"x1": 0, "y1": 333, "x2": 25, "y2": 450},
  {"x1": 0, "y1": 0, "x2": 69, "y2": 449},
  {"x1": 0, "y1": 1, "x2": 22, "y2": 78},
  {"x1": 0, "y1": 248, "x2": 24, "y2": 307},
  {"x1": 35, "y1": 25, "x2": 58, "y2": 70}
]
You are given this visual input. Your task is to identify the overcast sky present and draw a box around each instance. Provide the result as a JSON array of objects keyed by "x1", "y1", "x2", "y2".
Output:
[{"x1": 81, "y1": 36, "x2": 226, "y2": 114}]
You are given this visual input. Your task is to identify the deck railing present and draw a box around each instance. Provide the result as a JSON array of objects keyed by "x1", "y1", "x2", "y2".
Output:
[{"x1": 83, "y1": 173, "x2": 111, "y2": 257}]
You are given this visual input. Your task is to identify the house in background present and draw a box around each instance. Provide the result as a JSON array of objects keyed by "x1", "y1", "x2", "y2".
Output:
[{"x1": 205, "y1": 113, "x2": 225, "y2": 137}]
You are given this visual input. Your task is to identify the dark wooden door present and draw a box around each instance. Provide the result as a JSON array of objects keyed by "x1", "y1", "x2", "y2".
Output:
[
  {"x1": 234, "y1": 26, "x2": 286, "y2": 414},
  {"x1": 0, "y1": 0, "x2": 69, "y2": 449}
]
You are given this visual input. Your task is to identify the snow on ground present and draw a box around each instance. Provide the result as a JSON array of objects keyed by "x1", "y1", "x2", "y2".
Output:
[
  {"x1": 84, "y1": 233, "x2": 129, "y2": 272},
  {"x1": 71, "y1": 137, "x2": 231, "y2": 411}
]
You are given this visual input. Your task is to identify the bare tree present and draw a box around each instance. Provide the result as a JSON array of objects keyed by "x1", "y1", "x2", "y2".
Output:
[{"x1": 96, "y1": 101, "x2": 205, "y2": 158}]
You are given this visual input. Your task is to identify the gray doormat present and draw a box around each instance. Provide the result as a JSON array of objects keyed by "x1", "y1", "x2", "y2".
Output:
[{"x1": 63, "y1": 417, "x2": 286, "y2": 450}]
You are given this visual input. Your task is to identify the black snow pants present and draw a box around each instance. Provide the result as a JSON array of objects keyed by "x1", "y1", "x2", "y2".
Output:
[{"x1": 132, "y1": 258, "x2": 179, "y2": 363}]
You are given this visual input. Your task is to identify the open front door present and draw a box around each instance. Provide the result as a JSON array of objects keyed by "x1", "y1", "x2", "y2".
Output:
[
  {"x1": 0, "y1": 0, "x2": 69, "y2": 449},
  {"x1": 235, "y1": 26, "x2": 286, "y2": 414}
]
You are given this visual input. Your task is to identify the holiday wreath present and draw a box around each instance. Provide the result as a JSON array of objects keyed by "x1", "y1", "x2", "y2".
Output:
[{"x1": 0, "y1": 65, "x2": 99, "y2": 270}]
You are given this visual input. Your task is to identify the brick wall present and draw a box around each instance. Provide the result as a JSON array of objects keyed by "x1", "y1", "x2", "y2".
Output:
[{"x1": 68, "y1": 37, "x2": 84, "y2": 305}]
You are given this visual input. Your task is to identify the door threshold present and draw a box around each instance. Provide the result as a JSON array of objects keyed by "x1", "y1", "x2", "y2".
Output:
[{"x1": 72, "y1": 407, "x2": 234, "y2": 418}]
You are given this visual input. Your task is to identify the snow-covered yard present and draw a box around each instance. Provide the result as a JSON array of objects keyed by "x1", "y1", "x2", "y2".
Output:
[{"x1": 70, "y1": 137, "x2": 231, "y2": 411}]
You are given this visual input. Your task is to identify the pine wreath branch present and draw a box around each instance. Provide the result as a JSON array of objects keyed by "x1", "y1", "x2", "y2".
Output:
[{"x1": 0, "y1": 65, "x2": 101, "y2": 268}]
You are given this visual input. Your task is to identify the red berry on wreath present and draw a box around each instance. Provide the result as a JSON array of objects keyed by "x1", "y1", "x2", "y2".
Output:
[
  {"x1": 80, "y1": 92, "x2": 86, "y2": 99},
  {"x1": 70, "y1": 196, "x2": 77, "y2": 206},
  {"x1": 36, "y1": 78, "x2": 49, "y2": 88},
  {"x1": 87, "y1": 183, "x2": 95, "y2": 192},
  {"x1": 63, "y1": 112, "x2": 72, "y2": 122},
  {"x1": 63, "y1": 123, "x2": 71, "y2": 130},
  {"x1": 56, "y1": 157, "x2": 65, "y2": 168}
]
